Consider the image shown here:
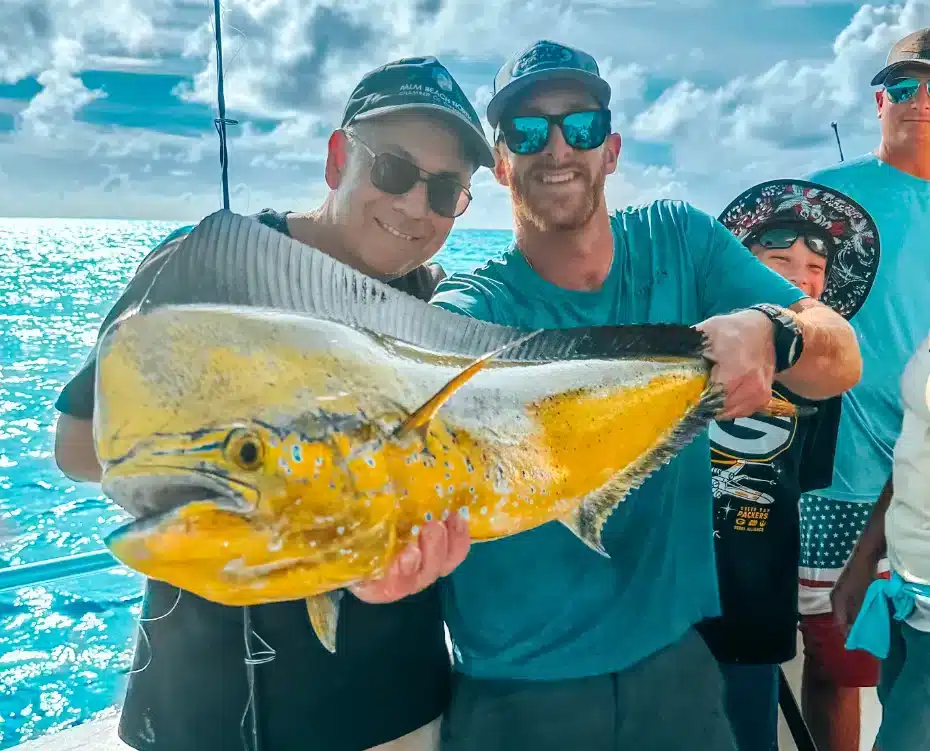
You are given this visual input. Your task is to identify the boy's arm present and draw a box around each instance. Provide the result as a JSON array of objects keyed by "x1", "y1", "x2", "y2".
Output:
[{"x1": 831, "y1": 475, "x2": 893, "y2": 632}]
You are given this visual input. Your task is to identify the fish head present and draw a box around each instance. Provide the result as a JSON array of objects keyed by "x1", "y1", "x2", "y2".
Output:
[{"x1": 94, "y1": 304, "x2": 408, "y2": 603}]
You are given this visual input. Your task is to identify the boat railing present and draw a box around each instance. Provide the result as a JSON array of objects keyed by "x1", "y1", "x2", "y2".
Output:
[{"x1": 0, "y1": 550, "x2": 122, "y2": 593}]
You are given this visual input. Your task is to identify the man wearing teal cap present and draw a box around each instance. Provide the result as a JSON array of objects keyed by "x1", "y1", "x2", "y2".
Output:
[{"x1": 430, "y1": 40, "x2": 862, "y2": 750}]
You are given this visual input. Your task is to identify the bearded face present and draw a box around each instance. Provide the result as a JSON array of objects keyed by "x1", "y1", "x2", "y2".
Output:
[{"x1": 495, "y1": 83, "x2": 619, "y2": 233}]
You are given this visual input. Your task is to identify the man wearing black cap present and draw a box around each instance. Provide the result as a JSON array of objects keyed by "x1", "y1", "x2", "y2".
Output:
[
  {"x1": 700, "y1": 179, "x2": 881, "y2": 751},
  {"x1": 789, "y1": 28, "x2": 930, "y2": 751},
  {"x1": 52, "y1": 57, "x2": 492, "y2": 751},
  {"x1": 431, "y1": 40, "x2": 862, "y2": 750}
]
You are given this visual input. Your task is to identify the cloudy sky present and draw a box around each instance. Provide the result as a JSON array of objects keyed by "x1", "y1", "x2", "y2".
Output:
[{"x1": 1, "y1": 0, "x2": 928, "y2": 229}]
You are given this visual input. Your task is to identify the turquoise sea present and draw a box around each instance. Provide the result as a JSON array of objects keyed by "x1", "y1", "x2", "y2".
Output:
[{"x1": 0, "y1": 218, "x2": 513, "y2": 749}]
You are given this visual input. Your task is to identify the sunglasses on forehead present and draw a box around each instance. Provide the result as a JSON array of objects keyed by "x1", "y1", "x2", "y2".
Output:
[
  {"x1": 884, "y1": 77, "x2": 930, "y2": 104},
  {"x1": 498, "y1": 109, "x2": 612, "y2": 155},
  {"x1": 345, "y1": 131, "x2": 472, "y2": 219},
  {"x1": 746, "y1": 226, "x2": 831, "y2": 257}
]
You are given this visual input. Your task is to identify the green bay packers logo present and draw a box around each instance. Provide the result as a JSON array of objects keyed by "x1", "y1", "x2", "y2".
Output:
[{"x1": 710, "y1": 410, "x2": 797, "y2": 463}]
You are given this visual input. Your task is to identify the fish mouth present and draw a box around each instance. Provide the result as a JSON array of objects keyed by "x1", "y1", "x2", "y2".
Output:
[{"x1": 101, "y1": 467, "x2": 253, "y2": 520}]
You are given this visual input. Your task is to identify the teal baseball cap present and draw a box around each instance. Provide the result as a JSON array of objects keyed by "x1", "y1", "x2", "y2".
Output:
[{"x1": 487, "y1": 40, "x2": 612, "y2": 128}]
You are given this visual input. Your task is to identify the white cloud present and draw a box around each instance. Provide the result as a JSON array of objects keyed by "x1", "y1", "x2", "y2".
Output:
[
  {"x1": 627, "y1": 0, "x2": 930, "y2": 213},
  {"x1": 1, "y1": 0, "x2": 930, "y2": 228}
]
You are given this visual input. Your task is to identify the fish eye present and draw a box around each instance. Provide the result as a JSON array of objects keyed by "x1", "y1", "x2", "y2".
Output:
[{"x1": 225, "y1": 429, "x2": 265, "y2": 471}]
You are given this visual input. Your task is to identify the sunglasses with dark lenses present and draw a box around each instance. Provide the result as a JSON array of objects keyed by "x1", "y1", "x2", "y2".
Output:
[
  {"x1": 499, "y1": 109, "x2": 612, "y2": 155},
  {"x1": 347, "y1": 132, "x2": 472, "y2": 218},
  {"x1": 884, "y1": 77, "x2": 930, "y2": 104},
  {"x1": 748, "y1": 226, "x2": 830, "y2": 256}
]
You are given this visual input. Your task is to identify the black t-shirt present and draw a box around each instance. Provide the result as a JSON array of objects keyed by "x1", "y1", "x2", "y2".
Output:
[
  {"x1": 696, "y1": 386, "x2": 841, "y2": 666},
  {"x1": 55, "y1": 210, "x2": 452, "y2": 751}
]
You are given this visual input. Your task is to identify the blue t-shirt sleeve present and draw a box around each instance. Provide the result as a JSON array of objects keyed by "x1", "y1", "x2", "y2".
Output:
[
  {"x1": 430, "y1": 275, "x2": 499, "y2": 324},
  {"x1": 690, "y1": 208, "x2": 807, "y2": 318}
]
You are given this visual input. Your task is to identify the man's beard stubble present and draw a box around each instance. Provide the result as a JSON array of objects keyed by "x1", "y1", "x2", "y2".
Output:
[{"x1": 509, "y1": 160, "x2": 606, "y2": 233}]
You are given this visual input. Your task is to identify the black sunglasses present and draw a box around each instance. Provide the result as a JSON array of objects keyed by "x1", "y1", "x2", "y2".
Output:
[
  {"x1": 498, "y1": 109, "x2": 612, "y2": 155},
  {"x1": 345, "y1": 132, "x2": 472, "y2": 219},
  {"x1": 747, "y1": 226, "x2": 830, "y2": 257}
]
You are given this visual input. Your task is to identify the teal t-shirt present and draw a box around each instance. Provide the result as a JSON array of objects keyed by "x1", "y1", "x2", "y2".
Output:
[
  {"x1": 806, "y1": 154, "x2": 930, "y2": 503},
  {"x1": 430, "y1": 199, "x2": 805, "y2": 680}
]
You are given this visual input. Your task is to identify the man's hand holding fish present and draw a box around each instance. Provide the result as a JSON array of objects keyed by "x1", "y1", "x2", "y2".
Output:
[
  {"x1": 350, "y1": 514, "x2": 471, "y2": 603},
  {"x1": 695, "y1": 298, "x2": 859, "y2": 421}
]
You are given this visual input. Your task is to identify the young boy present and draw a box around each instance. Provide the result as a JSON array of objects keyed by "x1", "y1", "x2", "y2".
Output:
[
  {"x1": 840, "y1": 332, "x2": 930, "y2": 751},
  {"x1": 698, "y1": 179, "x2": 881, "y2": 751}
]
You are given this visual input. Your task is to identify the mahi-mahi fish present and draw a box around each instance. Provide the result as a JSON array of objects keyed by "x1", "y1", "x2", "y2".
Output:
[{"x1": 93, "y1": 210, "x2": 805, "y2": 652}]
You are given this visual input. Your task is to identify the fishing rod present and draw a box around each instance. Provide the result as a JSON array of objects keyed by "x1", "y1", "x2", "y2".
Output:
[
  {"x1": 213, "y1": 0, "x2": 238, "y2": 211},
  {"x1": 209, "y1": 5, "x2": 263, "y2": 751},
  {"x1": 831, "y1": 121, "x2": 845, "y2": 162}
]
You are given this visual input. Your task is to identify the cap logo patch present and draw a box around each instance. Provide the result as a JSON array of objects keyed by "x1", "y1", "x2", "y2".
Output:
[
  {"x1": 434, "y1": 69, "x2": 454, "y2": 92},
  {"x1": 512, "y1": 42, "x2": 574, "y2": 76}
]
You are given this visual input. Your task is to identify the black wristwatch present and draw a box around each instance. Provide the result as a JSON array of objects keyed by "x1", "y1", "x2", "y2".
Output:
[{"x1": 749, "y1": 303, "x2": 804, "y2": 373}]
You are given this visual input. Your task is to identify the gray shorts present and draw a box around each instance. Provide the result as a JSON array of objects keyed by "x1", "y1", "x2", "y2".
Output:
[
  {"x1": 439, "y1": 628, "x2": 738, "y2": 751},
  {"x1": 876, "y1": 619, "x2": 930, "y2": 751}
]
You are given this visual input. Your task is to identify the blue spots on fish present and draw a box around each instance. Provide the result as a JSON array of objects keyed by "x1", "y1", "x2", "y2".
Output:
[{"x1": 292, "y1": 445, "x2": 303, "y2": 463}]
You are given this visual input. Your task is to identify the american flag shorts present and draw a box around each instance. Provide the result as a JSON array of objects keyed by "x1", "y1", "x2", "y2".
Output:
[{"x1": 798, "y1": 494, "x2": 890, "y2": 616}]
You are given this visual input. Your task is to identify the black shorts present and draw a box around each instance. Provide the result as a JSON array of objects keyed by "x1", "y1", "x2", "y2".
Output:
[{"x1": 118, "y1": 580, "x2": 451, "y2": 751}]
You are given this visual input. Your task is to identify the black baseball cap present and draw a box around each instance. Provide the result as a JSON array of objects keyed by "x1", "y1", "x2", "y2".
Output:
[
  {"x1": 871, "y1": 28, "x2": 930, "y2": 86},
  {"x1": 487, "y1": 40, "x2": 612, "y2": 129},
  {"x1": 341, "y1": 56, "x2": 494, "y2": 168}
]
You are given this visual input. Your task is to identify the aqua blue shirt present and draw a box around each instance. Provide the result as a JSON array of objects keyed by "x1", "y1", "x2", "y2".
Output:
[
  {"x1": 806, "y1": 154, "x2": 930, "y2": 503},
  {"x1": 430, "y1": 199, "x2": 806, "y2": 680}
]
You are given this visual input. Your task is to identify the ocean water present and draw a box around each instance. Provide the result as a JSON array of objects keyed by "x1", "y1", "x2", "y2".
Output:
[{"x1": 0, "y1": 218, "x2": 513, "y2": 749}]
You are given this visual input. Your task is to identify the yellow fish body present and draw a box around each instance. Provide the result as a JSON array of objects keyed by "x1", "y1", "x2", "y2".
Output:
[{"x1": 91, "y1": 210, "x2": 802, "y2": 651}]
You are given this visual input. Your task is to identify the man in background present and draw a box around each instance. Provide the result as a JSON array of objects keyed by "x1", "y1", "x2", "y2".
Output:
[
  {"x1": 52, "y1": 57, "x2": 487, "y2": 751},
  {"x1": 796, "y1": 28, "x2": 930, "y2": 751},
  {"x1": 700, "y1": 178, "x2": 881, "y2": 751},
  {"x1": 431, "y1": 39, "x2": 862, "y2": 750}
]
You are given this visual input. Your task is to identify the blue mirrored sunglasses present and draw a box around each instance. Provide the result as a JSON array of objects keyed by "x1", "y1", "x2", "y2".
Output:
[
  {"x1": 884, "y1": 77, "x2": 930, "y2": 104},
  {"x1": 499, "y1": 109, "x2": 611, "y2": 155}
]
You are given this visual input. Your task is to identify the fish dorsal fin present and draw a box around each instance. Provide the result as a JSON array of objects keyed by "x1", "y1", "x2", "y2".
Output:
[
  {"x1": 305, "y1": 590, "x2": 344, "y2": 654},
  {"x1": 394, "y1": 330, "x2": 542, "y2": 442}
]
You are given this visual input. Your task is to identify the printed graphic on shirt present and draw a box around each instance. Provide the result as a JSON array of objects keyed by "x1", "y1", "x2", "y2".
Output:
[{"x1": 710, "y1": 394, "x2": 798, "y2": 537}]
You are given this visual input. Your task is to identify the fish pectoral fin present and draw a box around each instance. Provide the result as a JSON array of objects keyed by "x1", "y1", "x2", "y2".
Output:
[
  {"x1": 305, "y1": 590, "x2": 344, "y2": 654},
  {"x1": 394, "y1": 329, "x2": 542, "y2": 442},
  {"x1": 560, "y1": 508, "x2": 610, "y2": 558}
]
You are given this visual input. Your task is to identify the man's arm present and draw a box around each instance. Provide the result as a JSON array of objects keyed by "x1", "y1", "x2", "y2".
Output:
[
  {"x1": 831, "y1": 474, "x2": 893, "y2": 632},
  {"x1": 55, "y1": 415, "x2": 101, "y2": 483},
  {"x1": 779, "y1": 297, "x2": 862, "y2": 399},
  {"x1": 696, "y1": 303, "x2": 860, "y2": 419}
]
